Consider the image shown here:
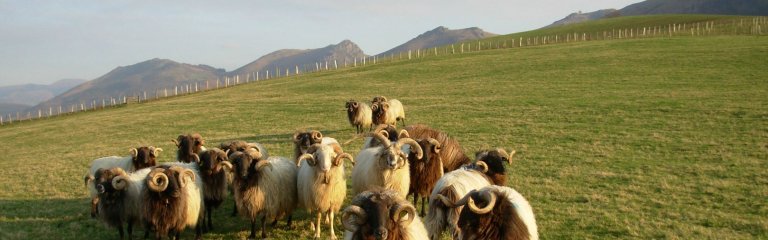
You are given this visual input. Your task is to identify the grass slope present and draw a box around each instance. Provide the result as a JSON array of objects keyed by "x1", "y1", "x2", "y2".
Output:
[{"x1": 0, "y1": 35, "x2": 766, "y2": 239}]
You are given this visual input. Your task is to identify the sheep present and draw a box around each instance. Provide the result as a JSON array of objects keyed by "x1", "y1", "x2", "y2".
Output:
[
  {"x1": 438, "y1": 185, "x2": 538, "y2": 240},
  {"x1": 84, "y1": 146, "x2": 162, "y2": 218},
  {"x1": 219, "y1": 140, "x2": 270, "y2": 159},
  {"x1": 341, "y1": 188, "x2": 428, "y2": 240},
  {"x1": 371, "y1": 99, "x2": 406, "y2": 127},
  {"x1": 92, "y1": 167, "x2": 152, "y2": 239},
  {"x1": 173, "y1": 133, "x2": 206, "y2": 163},
  {"x1": 351, "y1": 132, "x2": 423, "y2": 199},
  {"x1": 197, "y1": 148, "x2": 234, "y2": 232},
  {"x1": 293, "y1": 130, "x2": 335, "y2": 162},
  {"x1": 142, "y1": 165, "x2": 204, "y2": 240},
  {"x1": 404, "y1": 124, "x2": 472, "y2": 173},
  {"x1": 296, "y1": 141, "x2": 355, "y2": 239},
  {"x1": 406, "y1": 137, "x2": 443, "y2": 217},
  {"x1": 230, "y1": 150, "x2": 298, "y2": 239},
  {"x1": 424, "y1": 163, "x2": 492, "y2": 240},
  {"x1": 345, "y1": 100, "x2": 373, "y2": 134},
  {"x1": 474, "y1": 148, "x2": 516, "y2": 186},
  {"x1": 361, "y1": 124, "x2": 409, "y2": 150}
]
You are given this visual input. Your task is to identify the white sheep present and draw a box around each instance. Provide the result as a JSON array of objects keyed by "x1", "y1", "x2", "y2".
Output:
[
  {"x1": 424, "y1": 162, "x2": 492, "y2": 240},
  {"x1": 352, "y1": 132, "x2": 423, "y2": 199},
  {"x1": 296, "y1": 139, "x2": 354, "y2": 239},
  {"x1": 230, "y1": 150, "x2": 298, "y2": 239},
  {"x1": 84, "y1": 146, "x2": 162, "y2": 217},
  {"x1": 346, "y1": 100, "x2": 373, "y2": 134},
  {"x1": 372, "y1": 99, "x2": 405, "y2": 127}
]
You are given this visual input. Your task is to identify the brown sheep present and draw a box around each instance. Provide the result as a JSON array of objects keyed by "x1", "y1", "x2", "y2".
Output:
[
  {"x1": 404, "y1": 125, "x2": 472, "y2": 173},
  {"x1": 173, "y1": 133, "x2": 206, "y2": 163},
  {"x1": 407, "y1": 137, "x2": 443, "y2": 216}
]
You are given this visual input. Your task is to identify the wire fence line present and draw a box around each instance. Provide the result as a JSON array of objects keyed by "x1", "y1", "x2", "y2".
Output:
[{"x1": 2, "y1": 16, "x2": 766, "y2": 126}]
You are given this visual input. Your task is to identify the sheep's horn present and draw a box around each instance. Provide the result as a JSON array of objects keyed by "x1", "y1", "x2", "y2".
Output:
[
  {"x1": 507, "y1": 149, "x2": 516, "y2": 165},
  {"x1": 437, "y1": 194, "x2": 456, "y2": 208},
  {"x1": 151, "y1": 147, "x2": 163, "y2": 157},
  {"x1": 129, "y1": 148, "x2": 138, "y2": 158},
  {"x1": 427, "y1": 138, "x2": 441, "y2": 153},
  {"x1": 147, "y1": 170, "x2": 169, "y2": 192},
  {"x1": 247, "y1": 143, "x2": 260, "y2": 149},
  {"x1": 396, "y1": 138, "x2": 423, "y2": 160},
  {"x1": 297, "y1": 153, "x2": 316, "y2": 167},
  {"x1": 112, "y1": 175, "x2": 129, "y2": 191},
  {"x1": 311, "y1": 131, "x2": 323, "y2": 142},
  {"x1": 172, "y1": 139, "x2": 180, "y2": 147},
  {"x1": 393, "y1": 203, "x2": 416, "y2": 227},
  {"x1": 495, "y1": 148, "x2": 511, "y2": 164},
  {"x1": 342, "y1": 205, "x2": 367, "y2": 232},
  {"x1": 246, "y1": 148, "x2": 263, "y2": 160},
  {"x1": 367, "y1": 131, "x2": 391, "y2": 148},
  {"x1": 334, "y1": 152, "x2": 354, "y2": 166},
  {"x1": 84, "y1": 175, "x2": 94, "y2": 188},
  {"x1": 467, "y1": 189, "x2": 497, "y2": 214},
  {"x1": 179, "y1": 169, "x2": 195, "y2": 188},
  {"x1": 292, "y1": 132, "x2": 301, "y2": 143},
  {"x1": 218, "y1": 161, "x2": 233, "y2": 171},
  {"x1": 398, "y1": 130, "x2": 410, "y2": 139},
  {"x1": 255, "y1": 160, "x2": 273, "y2": 172},
  {"x1": 474, "y1": 161, "x2": 489, "y2": 173},
  {"x1": 192, "y1": 153, "x2": 200, "y2": 163}
]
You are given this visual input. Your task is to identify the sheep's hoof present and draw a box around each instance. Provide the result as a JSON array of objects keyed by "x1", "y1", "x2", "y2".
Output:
[
  {"x1": 330, "y1": 234, "x2": 337, "y2": 240},
  {"x1": 310, "y1": 222, "x2": 316, "y2": 232}
]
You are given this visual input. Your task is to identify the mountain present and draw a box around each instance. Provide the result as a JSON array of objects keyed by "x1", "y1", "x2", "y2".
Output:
[
  {"x1": 230, "y1": 40, "x2": 367, "y2": 76},
  {"x1": 547, "y1": 0, "x2": 768, "y2": 28},
  {"x1": 0, "y1": 78, "x2": 87, "y2": 115},
  {"x1": 34, "y1": 58, "x2": 225, "y2": 110},
  {"x1": 619, "y1": 0, "x2": 768, "y2": 16},
  {"x1": 545, "y1": 9, "x2": 619, "y2": 28},
  {"x1": 380, "y1": 26, "x2": 497, "y2": 56}
]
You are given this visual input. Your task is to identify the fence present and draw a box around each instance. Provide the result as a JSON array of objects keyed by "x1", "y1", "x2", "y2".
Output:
[{"x1": 1, "y1": 16, "x2": 766, "y2": 126}]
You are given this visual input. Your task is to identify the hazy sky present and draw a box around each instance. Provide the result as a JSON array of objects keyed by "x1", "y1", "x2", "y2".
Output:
[{"x1": 0, "y1": 0, "x2": 640, "y2": 87}]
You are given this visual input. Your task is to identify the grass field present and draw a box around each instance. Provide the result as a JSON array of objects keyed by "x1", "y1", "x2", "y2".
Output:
[{"x1": 0, "y1": 21, "x2": 767, "y2": 239}]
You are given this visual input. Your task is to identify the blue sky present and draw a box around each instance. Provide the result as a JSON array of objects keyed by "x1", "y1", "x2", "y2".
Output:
[{"x1": 0, "y1": 0, "x2": 640, "y2": 87}]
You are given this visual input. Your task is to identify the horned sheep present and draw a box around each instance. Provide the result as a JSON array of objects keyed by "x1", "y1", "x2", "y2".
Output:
[
  {"x1": 84, "y1": 146, "x2": 162, "y2": 218},
  {"x1": 296, "y1": 139, "x2": 355, "y2": 239},
  {"x1": 92, "y1": 167, "x2": 152, "y2": 239},
  {"x1": 142, "y1": 164, "x2": 204, "y2": 240},
  {"x1": 351, "y1": 132, "x2": 423, "y2": 199},
  {"x1": 406, "y1": 137, "x2": 443, "y2": 216},
  {"x1": 341, "y1": 189, "x2": 428, "y2": 240},
  {"x1": 173, "y1": 133, "x2": 206, "y2": 163},
  {"x1": 196, "y1": 148, "x2": 234, "y2": 231},
  {"x1": 230, "y1": 149, "x2": 298, "y2": 239},
  {"x1": 371, "y1": 99, "x2": 406, "y2": 127},
  {"x1": 404, "y1": 124, "x2": 472, "y2": 173},
  {"x1": 345, "y1": 100, "x2": 373, "y2": 134},
  {"x1": 439, "y1": 185, "x2": 539, "y2": 240}
]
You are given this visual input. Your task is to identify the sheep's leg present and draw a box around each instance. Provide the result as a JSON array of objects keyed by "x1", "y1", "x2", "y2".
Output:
[
  {"x1": 195, "y1": 222, "x2": 202, "y2": 240},
  {"x1": 206, "y1": 204, "x2": 214, "y2": 231},
  {"x1": 286, "y1": 214, "x2": 293, "y2": 229},
  {"x1": 248, "y1": 219, "x2": 257, "y2": 239},
  {"x1": 231, "y1": 201, "x2": 238, "y2": 217},
  {"x1": 90, "y1": 197, "x2": 99, "y2": 218},
  {"x1": 260, "y1": 215, "x2": 268, "y2": 239},
  {"x1": 117, "y1": 223, "x2": 124, "y2": 240},
  {"x1": 329, "y1": 210, "x2": 337, "y2": 240},
  {"x1": 127, "y1": 222, "x2": 133, "y2": 240},
  {"x1": 143, "y1": 221, "x2": 151, "y2": 239},
  {"x1": 314, "y1": 212, "x2": 322, "y2": 239},
  {"x1": 420, "y1": 196, "x2": 427, "y2": 216}
]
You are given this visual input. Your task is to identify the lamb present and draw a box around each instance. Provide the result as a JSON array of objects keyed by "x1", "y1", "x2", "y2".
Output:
[
  {"x1": 438, "y1": 185, "x2": 539, "y2": 240},
  {"x1": 424, "y1": 163, "x2": 492, "y2": 240},
  {"x1": 230, "y1": 150, "x2": 298, "y2": 239},
  {"x1": 296, "y1": 141, "x2": 355, "y2": 239},
  {"x1": 371, "y1": 99, "x2": 406, "y2": 127},
  {"x1": 406, "y1": 137, "x2": 443, "y2": 216},
  {"x1": 345, "y1": 100, "x2": 373, "y2": 134},
  {"x1": 351, "y1": 132, "x2": 423, "y2": 199},
  {"x1": 92, "y1": 167, "x2": 152, "y2": 239},
  {"x1": 173, "y1": 133, "x2": 206, "y2": 163},
  {"x1": 341, "y1": 188, "x2": 428, "y2": 240},
  {"x1": 197, "y1": 148, "x2": 233, "y2": 232},
  {"x1": 84, "y1": 146, "x2": 162, "y2": 218},
  {"x1": 142, "y1": 165, "x2": 204, "y2": 240},
  {"x1": 404, "y1": 124, "x2": 472, "y2": 173}
]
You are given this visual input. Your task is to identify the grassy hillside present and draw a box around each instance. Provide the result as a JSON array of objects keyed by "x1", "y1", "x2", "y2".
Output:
[{"x1": 0, "y1": 35, "x2": 766, "y2": 239}]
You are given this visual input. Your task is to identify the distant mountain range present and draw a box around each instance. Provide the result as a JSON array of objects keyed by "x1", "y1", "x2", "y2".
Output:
[
  {"x1": 34, "y1": 59, "x2": 226, "y2": 110},
  {"x1": 546, "y1": 0, "x2": 768, "y2": 28},
  {"x1": 0, "y1": 79, "x2": 86, "y2": 115},
  {"x1": 230, "y1": 40, "x2": 367, "y2": 76},
  {"x1": 380, "y1": 26, "x2": 496, "y2": 56}
]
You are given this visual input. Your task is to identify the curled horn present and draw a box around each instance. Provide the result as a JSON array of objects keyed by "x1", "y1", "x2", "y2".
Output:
[
  {"x1": 333, "y1": 152, "x2": 354, "y2": 166},
  {"x1": 292, "y1": 132, "x2": 301, "y2": 143},
  {"x1": 172, "y1": 135, "x2": 183, "y2": 147},
  {"x1": 495, "y1": 148, "x2": 510, "y2": 164},
  {"x1": 179, "y1": 168, "x2": 196, "y2": 188},
  {"x1": 151, "y1": 147, "x2": 163, "y2": 157},
  {"x1": 218, "y1": 161, "x2": 233, "y2": 171},
  {"x1": 352, "y1": 101, "x2": 359, "y2": 108},
  {"x1": 245, "y1": 148, "x2": 263, "y2": 160},
  {"x1": 466, "y1": 189, "x2": 497, "y2": 214},
  {"x1": 398, "y1": 129, "x2": 410, "y2": 139},
  {"x1": 393, "y1": 203, "x2": 416, "y2": 227},
  {"x1": 84, "y1": 175, "x2": 94, "y2": 188},
  {"x1": 311, "y1": 131, "x2": 323, "y2": 142},
  {"x1": 474, "y1": 161, "x2": 489, "y2": 173},
  {"x1": 112, "y1": 175, "x2": 130, "y2": 191},
  {"x1": 367, "y1": 131, "x2": 391, "y2": 147},
  {"x1": 129, "y1": 148, "x2": 138, "y2": 158},
  {"x1": 342, "y1": 205, "x2": 367, "y2": 232},
  {"x1": 428, "y1": 138, "x2": 441, "y2": 154},
  {"x1": 255, "y1": 160, "x2": 273, "y2": 172},
  {"x1": 396, "y1": 138, "x2": 423, "y2": 160},
  {"x1": 192, "y1": 153, "x2": 201, "y2": 163},
  {"x1": 147, "y1": 169, "x2": 169, "y2": 192},
  {"x1": 297, "y1": 153, "x2": 316, "y2": 167}
]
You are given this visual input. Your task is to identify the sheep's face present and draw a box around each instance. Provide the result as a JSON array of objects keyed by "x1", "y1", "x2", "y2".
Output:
[
  {"x1": 455, "y1": 191, "x2": 493, "y2": 240},
  {"x1": 475, "y1": 150, "x2": 509, "y2": 177},
  {"x1": 231, "y1": 152, "x2": 254, "y2": 180},
  {"x1": 131, "y1": 146, "x2": 158, "y2": 170},
  {"x1": 293, "y1": 131, "x2": 323, "y2": 157},
  {"x1": 346, "y1": 100, "x2": 359, "y2": 115},
  {"x1": 176, "y1": 134, "x2": 204, "y2": 163},
  {"x1": 94, "y1": 168, "x2": 121, "y2": 200},
  {"x1": 380, "y1": 147, "x2": 407, "y2": 170},
  {"x1": 200, "y1": 148, "x2": 228, "y2": 175},
  {"x1": 346, "y1": 190, "x2": 414, "y2": 240}
]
